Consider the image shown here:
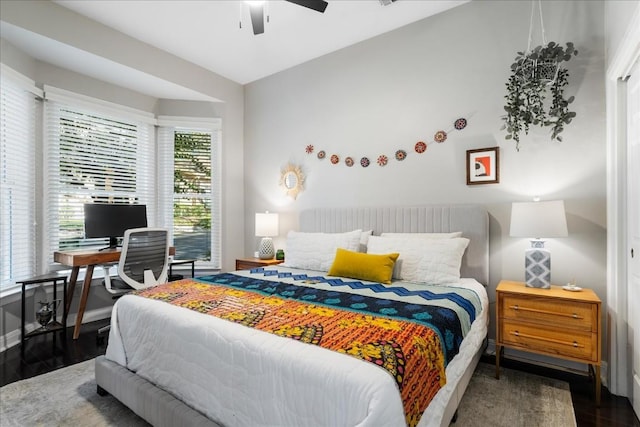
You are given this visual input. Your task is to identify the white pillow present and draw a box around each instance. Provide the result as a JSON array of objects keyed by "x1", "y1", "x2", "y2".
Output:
[
  {"x1": 359, "y1": 230, "x2": 373, "y2": 252},
  {"x1": 367, "y1": 235, "x2": 469, "y2": 284},
  {"x1": 283, "y1": 230, "x2": 362, "y2": 272},
  {"x1": 379, "y1": 232, "x2": 462, "y2": 239}
]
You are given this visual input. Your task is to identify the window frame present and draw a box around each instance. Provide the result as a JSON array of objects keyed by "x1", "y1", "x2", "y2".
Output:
[
  {"x1": 43, "y1": 86, "x2": 157, "y2": 268},
  {"x1": 157, "y1": 116, "x2": 222, "y2": 269},
  {"x1": 0, "y1": 65, "x2": 42, "y2": 291},
  {"x1": 0, "y1": 79, "x2": 224, "y2": 291}
]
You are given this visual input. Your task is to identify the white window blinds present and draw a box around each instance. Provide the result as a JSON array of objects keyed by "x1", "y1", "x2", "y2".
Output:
[
  {"x1": 44, "y1": 91, "x2": 155, "y2": 264},
  {"x1": 0, "y1": 67, "x2": 38, "y2": 289},
  {"x1": 158, "y1": 117, "x2": 221, "y2": 268}
]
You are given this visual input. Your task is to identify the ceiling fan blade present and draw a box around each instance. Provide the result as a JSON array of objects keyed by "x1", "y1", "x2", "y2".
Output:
[
  {"x1": 285, "y1": 0, "x2": 328, "y2": 13},
  {"x1": 249, "y1": 3, "x2": 265, "y2": 35}
]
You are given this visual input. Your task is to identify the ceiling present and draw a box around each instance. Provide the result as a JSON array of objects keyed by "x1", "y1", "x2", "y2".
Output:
[{"x1": 1, "y1": 0, "x2": 468, "y2": 100}]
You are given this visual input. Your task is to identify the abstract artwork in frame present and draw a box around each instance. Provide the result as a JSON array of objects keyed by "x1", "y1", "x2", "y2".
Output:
[{"x1": 466, "y1": 147, "x2": 500, "y2": 185}]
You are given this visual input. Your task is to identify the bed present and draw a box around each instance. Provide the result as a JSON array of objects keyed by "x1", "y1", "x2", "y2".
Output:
[{"x1": 95, "y1": 204, "x2": 489, "y2": 427}]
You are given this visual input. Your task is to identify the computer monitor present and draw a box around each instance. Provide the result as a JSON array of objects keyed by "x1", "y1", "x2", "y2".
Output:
[{"x1": 84, "y1": 203, "x2": 148, "y2": 249}]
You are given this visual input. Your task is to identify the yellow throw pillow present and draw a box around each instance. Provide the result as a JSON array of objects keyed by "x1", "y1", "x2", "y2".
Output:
[{"x1": 328, "y1": 248, "x2": 399, "y2": 284}]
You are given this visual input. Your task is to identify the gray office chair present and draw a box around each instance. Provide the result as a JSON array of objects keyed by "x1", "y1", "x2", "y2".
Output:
[
  {"x1": 103, "y1": 227, "x2": 170, "y2": 294},
  {"x1": 98, "y1": 228, "x2": 169, "y2": 339}
]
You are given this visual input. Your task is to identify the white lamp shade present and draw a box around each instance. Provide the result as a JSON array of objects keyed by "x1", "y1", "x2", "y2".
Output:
[
  {"x1": 510, "y1": 200, "x2": 568, "y2": 238},
  {"x1": 255, "y1": 212, "x2": 279, "y2": 237}
]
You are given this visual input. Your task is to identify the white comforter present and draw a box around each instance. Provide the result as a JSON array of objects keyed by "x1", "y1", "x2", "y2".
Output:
[{"x1": 105, "y1": 267, "x2": 488, "y2": 427}]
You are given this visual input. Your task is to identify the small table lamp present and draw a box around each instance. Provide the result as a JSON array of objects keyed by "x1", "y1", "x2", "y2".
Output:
[
  {"x1": 255, "y1": 212, "x2": 279, "y2": 260},
  {"x1": 510, "y1": 200, "x2": 568, "y2": 289}
]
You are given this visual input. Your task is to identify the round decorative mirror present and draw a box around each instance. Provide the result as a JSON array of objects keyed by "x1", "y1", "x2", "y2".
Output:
[
  {"x1": 280, "y1": 163, "x2": 305, "y2": 199},
  {"x1": 284, "y1": 172, "x2": 297, "y2": 190}
]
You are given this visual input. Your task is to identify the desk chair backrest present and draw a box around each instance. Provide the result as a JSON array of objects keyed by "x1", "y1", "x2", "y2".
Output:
[{"x1": 117, "y1": 227, "x2": 170, "y2": 290}]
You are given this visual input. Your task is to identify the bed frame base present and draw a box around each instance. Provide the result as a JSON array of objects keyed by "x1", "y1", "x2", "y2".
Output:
[
  {"x1": 96, "y1": 385, "x2": 108, "y2": 396},
  {"x1": 437, "y1": 342, "x2": 484, "y2": 427},
  {"x1": 95, "y1": 355, "x2": 220, "y2": 427},
  {"x1": 96, "y1": 345, "x2": 484, "y2": 427}
]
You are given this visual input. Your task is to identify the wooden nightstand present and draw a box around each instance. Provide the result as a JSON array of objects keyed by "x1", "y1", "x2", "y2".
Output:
[
  {"x1": 235, "y1": 258, "x2": 283, "y2": 270},
  {"x1": 495, "y1": 280, "x2": 602, "y2": 405}
]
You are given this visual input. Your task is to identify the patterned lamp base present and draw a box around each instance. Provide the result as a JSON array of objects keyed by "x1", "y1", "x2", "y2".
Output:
[
  {"x1": 525, "y1": 246, "x2": 551, "y2": 289},
  {"x1": 258, "y1": 237, "x2": 275, "y2": 260}
]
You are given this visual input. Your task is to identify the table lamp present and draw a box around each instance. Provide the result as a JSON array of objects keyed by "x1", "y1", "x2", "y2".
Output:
[
  {"x1": 255, "y1": 211, "x2": 279, "y2": 259},
  {"x1": 510, "y1": 200, "x2": 568, "y2": 288}
]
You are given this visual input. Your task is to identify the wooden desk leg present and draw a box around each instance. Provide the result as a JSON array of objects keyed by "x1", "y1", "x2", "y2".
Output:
[
  {"x1": 73, "y1": 264, "x2": 94, "y2": 340},
  {"x1": 65, "y1": 266, "x2": 80, "y2": 321}
]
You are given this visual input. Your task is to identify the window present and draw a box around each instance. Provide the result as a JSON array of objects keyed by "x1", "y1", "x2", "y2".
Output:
[
  {"x1": 44, "y1": 87, "x2": 155, "y2": 264},
  {"x1": 158, "y1": 117, "x2": 221, "y2": 268},
  {"x1": 0, "y1": 66, "x2": 39, "y2": 290}
]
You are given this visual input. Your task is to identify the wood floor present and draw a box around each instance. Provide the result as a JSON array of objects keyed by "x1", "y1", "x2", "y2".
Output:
[
  {"x1": 483, "y1": 355, "x2": 639, "y2": 427},
  {"x1": 1, "y1": 320, "x2": 639, "y2": 427}
]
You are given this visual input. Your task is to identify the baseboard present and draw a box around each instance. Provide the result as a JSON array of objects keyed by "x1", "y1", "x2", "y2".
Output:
[
  {"x1": 486, "y1": 339, "x2": 609, "y2": 388},
  {"x1": 0, "y1": 306, "x2": 112, "y2": 353}
]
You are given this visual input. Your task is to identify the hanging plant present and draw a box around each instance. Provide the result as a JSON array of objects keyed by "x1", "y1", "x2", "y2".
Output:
[{"x1": 502, "y1": 41, "x2": 578, "y2": 150}]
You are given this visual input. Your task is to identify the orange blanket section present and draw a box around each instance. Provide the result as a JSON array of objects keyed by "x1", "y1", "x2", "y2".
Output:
[{"x1": 135, "y1": 279, "x2": 447, "y2": 427}]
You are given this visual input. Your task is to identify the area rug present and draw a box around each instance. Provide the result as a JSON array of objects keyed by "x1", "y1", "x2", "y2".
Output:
[
  {"x1": 455, "y1": 362, "x2": 576, "y2": 427},
  {"x1": 0, "y1": 360, "x2": 575, "y2": 427},
  {"x1": 0, "y1": 358, "x2": 148, "y2": 427}
]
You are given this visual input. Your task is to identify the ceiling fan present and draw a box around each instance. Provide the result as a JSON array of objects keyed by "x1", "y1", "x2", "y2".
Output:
[{"x1": 246, "y1": 0, "x2": 329, "y2": 35}]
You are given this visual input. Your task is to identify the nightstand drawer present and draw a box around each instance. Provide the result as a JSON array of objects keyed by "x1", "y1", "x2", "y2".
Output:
[
  {"x1": 501, "y1": 321, "x2": 595, "y2": 361},
  {"x1": 236, "y1": 260, "x2": 260, "y2": 270},
  {"x1": 235, "y1": 258, "x2": 283, "y2": 270},
  {"x1": 501, "y1": 295, "x2": 593, "y2": 331}
]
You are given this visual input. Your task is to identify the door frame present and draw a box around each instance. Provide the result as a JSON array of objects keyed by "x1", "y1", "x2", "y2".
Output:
[{"x1": 606, "y1": 5, "x2": 640, "y2": 397}]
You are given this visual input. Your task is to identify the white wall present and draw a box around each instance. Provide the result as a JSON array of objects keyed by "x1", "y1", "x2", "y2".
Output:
[
  {"x1": 605, "y1": 0, "x2": 640, "y2": 62},
  {"x1": 244, "y1": 1, "x2": 607, "y2": 348}
]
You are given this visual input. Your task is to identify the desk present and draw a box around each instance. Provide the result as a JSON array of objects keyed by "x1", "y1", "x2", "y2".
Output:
[{"x1": 54, "y1": 246, "x2": 175, "y2": 339}]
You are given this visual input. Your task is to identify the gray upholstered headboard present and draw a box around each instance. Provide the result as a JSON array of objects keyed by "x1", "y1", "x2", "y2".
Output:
[{"x1": 299, "y1": 205, "x2": 489, "y2": 286}]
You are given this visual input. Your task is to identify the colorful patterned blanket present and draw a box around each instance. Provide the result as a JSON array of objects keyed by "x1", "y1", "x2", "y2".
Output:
[{"x1": 133, "y1": 273, "x2": 477, "y2": 427}]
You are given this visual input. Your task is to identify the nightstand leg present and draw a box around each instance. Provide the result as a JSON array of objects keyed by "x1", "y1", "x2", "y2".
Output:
[
  {"x1": 594, "y1": 364, "x2": 601, "y2": 406},
  {"x1": 495, "y1": 344, "x2": 501, "y2": 379}
]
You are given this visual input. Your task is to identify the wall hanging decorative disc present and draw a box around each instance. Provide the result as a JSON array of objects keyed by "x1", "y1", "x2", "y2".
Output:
[{"x1": 305, "y1": 117, "x2": 468, "y2": 168}]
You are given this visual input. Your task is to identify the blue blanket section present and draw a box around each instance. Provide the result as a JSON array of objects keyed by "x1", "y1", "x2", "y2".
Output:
[
  {"x1": 197, "y1": 271, "x2": 476, "y2": 365},
  {"x1": 253, "y1": 268, "x2": 477, "y2": 324}
]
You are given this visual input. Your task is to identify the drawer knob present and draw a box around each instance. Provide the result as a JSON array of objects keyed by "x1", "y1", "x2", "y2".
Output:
[
  {"x1": 513, "y1": 305, "x2": 519, "y2": 311},
  {"x1": 573, "y1": 341, "x2": 578, "y2": 347},
  {"x1": 514, "y1": 331, "x2": 520, "y2": 336},
  {"x1": 572, "y1": 313, "x2": 578, "y2": 318}
]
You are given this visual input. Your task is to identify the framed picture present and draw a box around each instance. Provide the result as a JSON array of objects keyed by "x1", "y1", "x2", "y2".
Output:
[{"x1": 466, "y1": 147, "x2": 500, "y2": 185}]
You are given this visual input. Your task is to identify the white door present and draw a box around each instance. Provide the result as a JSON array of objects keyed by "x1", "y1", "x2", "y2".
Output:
[{"x1": 627, "y1": 58, "x2": 640, "y2": 419}]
